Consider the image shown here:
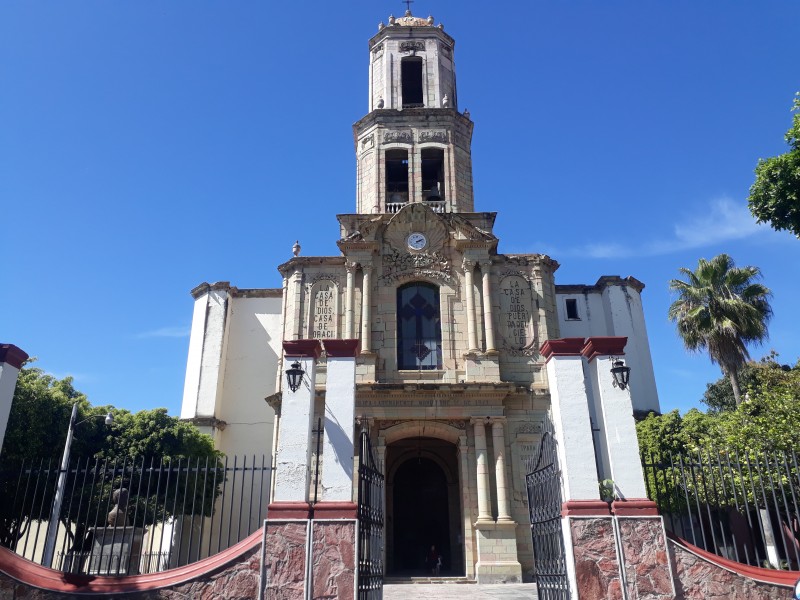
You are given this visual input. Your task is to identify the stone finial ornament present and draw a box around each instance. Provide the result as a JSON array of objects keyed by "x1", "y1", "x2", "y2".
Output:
[
  {"x1": 378, "y1": 22, "x2": 384, "y2": 30},
  {"x1": 292, "y1": 240, "x2": 301, "y2": 257},
  {"x1": 427, "y1": 15, "x2": 434, "y2": 25},
  {"x1": 464, "y1": 108, "x2": 470, "y2": 118},
  {"x1": 377, "y1": 96, "x2": 384, "y2": 109},
  {"x1": 107, "y1": 488, "x2": 129, "y2": 527},
  {"x1": 388, "y1": 14, "x2": 395, "y2": 25},
  {"x1": 442, "y1": 94, "x2": 450, "y2": 108}
]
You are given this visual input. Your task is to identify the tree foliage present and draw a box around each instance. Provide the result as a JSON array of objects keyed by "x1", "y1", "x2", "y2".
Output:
[
  {"x1": 748, "y1": 93, "x2": 800, "y2": 238},
  {"x1": 0, "y1": 364, "x2": 221, "y2": 552},
  {"x1": 702, "y1": 352, "x2": 795, "y2": 412},
  {"x1": 668, "y1": 254, "x2": 772, "y2": 404}
]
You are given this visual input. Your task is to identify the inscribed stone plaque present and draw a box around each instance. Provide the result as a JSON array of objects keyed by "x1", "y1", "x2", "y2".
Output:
[
  {"x1": 499, "y1": 276, "x2": 536, "y2": 351},
  {"x1": 309, "y1": 280, "x2": 338, "y2": 339}
]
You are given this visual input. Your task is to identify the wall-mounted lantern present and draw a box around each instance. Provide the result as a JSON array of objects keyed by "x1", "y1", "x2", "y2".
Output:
[
  {"x1": 285, "y1": 361, "x2": 305, "y2": 393},
  {"x1": 610, "y1": 358, "x2": 631, "y2": 391}
]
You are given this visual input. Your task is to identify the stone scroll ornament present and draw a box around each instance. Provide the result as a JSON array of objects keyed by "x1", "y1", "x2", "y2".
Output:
[{"x1": 498, "y1": 275, "x2": 538, "y2": 355}]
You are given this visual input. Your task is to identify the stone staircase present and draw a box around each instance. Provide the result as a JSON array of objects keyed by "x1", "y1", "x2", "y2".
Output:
[{"x1": 383, "y1": 580, "x2": 539, "y2": 599}]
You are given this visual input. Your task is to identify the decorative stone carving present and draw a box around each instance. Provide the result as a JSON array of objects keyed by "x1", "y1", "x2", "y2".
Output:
[
  {"x1": 384, "y1": 202, "x2": 449, "y2": 253},
  {"x1": 379, "y1": 250, "x2": 453, "y2": 285},
  {"x1": 400, "y1": 40, "x2": 425, "y2": 53},
  {"x1": 498, "y1": 275, "x2": 538, "y2": 354},
  {"x1": 515, "y1": 421, "x2": 543, "y2": 435},
  {"x1": 419, "y1": 130, "x2": 447, "y2": 143},
  {"x1": 360, "y1": 134, "x2": 374, "y2": 151},
  {"x1": 265, "y1": 392, "x2": 282, "y2": 417},
  {"x1": 383, "y1": 130, "x2": 412, "y2": 144}
]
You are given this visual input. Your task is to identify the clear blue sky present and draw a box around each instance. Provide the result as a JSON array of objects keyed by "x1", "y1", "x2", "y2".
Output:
[{"x1": 2, "y1": 1, "x2": 799, "y2": 417}]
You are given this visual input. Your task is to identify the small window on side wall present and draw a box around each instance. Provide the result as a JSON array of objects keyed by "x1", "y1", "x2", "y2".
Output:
[{"x1": 565, "y1": 298, "x2": 580, "y2": 320}]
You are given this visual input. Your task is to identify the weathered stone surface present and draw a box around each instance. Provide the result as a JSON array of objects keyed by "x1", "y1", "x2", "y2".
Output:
[
  {"x1": 570, "y1": 517, "x2": 623, "y2": 600},
  {"x1": 263, "y1": 521, "x2": 308, "y2": 600},
  {"x1": 618, "y1": 518, "x2": 674, "y2": 599},
  {"x1": 311, "y1": 521, "x2": 356, "y2": 599},
  {"x1": 669, "y1": 540, "x2": 790, "y2": 600}
]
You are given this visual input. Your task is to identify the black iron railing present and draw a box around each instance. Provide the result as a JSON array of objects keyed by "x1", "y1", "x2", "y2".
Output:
[
  {"x1": 357, "y1": 430, "x2": 384, "y2": 599},
  {"x1": 0, "y1": 455, "x2": 272, "y2": 574},
  {"x1": 642, "y1": 448, "x2": 800, "y2": 570}
]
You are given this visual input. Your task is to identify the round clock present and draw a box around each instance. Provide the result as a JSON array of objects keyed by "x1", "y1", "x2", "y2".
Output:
[{"x1": 407, "y1": 232, "x2": 427, "y2": 250}]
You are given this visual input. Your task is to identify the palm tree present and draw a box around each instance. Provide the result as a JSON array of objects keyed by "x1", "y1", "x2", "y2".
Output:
[{"x1": 668, "y1": 254, "x2": 772, "y2": 405}]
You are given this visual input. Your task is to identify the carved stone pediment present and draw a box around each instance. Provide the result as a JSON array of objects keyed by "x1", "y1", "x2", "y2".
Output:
[{"x1": 385, "y1": 203, "x2": 449, "y2": 253}]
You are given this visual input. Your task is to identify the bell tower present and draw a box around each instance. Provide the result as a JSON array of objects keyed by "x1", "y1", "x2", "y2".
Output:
[{"x1": 353, "y1": 11, "x2": 475, "y2": 215}]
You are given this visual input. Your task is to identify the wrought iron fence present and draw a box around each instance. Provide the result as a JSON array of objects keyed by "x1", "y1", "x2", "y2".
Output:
[
  {"x1": 357, "y1": 430, "x2": 384, "y2": 599},
  {"x1": 642, "y1": 448, "x2": 800, "y2": 570},
  {"x1": 0, "y1": 455, "x2": 272, "y2": 574}
]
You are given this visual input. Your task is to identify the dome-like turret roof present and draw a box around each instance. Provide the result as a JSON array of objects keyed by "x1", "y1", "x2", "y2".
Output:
[{"x1": 380, "y1": 11, "x2": 439, "y2": 30}]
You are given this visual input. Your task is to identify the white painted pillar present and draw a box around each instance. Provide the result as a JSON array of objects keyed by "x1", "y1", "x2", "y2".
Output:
[
  {"x1": 273, "y1": 340, "x2": 322, "y2": 503},
  {"x1": 463, "y1": 259, "x2": 479, "y2": 353},
  {"x1": 490, "y1": 418, "x2": 512, "y2": 521},
  {"x1": 360, "y1": 266, "x2": 372, "y2": 353},
  {"x1": 0, "y1": 344, "x2": 28, "y2": 454},
  {"x1": 540, "y1": 338, "x2": 601, "y2": 503},
  {"x1": 320, "y1": 339, "x2": 360, "y2": 501},
  {"x1": 180, "y1": 282, "x2": 231, "y2": 421},
  {"x1": 582, "y1": 337, "x2": 648, "y2": 500},
  {"x1": 345, "y1": 262, "x2": 357, "y2": 339},
  {"x1": 479, "y1": 260, "x2": 496, "y2": 352},
  {"x1": 471, "y1": 417, "x2": 492, "y2": 522}
]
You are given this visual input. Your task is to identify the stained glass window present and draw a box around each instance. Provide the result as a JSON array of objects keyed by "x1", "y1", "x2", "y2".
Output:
[{"x1": 397, "y1": 283, "x2": 442, "y2": 370}]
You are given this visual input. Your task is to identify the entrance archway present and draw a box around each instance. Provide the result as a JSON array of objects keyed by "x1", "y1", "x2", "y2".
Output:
[{"x1": 386, "y1": 437, "x2": 463, "y2": 577}]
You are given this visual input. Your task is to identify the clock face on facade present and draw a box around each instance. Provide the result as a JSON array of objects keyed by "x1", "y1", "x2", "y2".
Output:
[{"x1": 406, "y1": 232, "x2": 427, "y2": 250}]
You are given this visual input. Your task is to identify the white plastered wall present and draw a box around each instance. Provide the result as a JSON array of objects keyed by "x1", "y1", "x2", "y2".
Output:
[{"x1": 556, "y1": 284, "x2": 660, "y2": 414}]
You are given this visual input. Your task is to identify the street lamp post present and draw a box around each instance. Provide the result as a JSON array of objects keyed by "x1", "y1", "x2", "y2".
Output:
[{"x1": 42, "y1": 403, "x2": 113, "y2": 569}]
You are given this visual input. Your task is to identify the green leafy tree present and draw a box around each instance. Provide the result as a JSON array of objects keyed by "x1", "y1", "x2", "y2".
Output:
[
  {"x1": 668, "y1": 254, "x2": 772, "y2": 405},
  {"x1": 702, "y1": 352, "x2": 795, "y2": 412},
  {"x1": 748, "y1": 93, "x2": 800, "y2": 238},
  {"x1": 0, "y1": 365, "x2": 221, "y2": 554}
]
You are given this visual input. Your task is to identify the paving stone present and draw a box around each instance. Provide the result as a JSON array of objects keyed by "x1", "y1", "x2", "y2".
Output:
[{"x1": 384, "y1": 583, "x2": 538, "y2": 600}]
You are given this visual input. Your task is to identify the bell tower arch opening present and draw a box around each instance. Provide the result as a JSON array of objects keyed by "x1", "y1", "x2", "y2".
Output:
[
  {"x1": 401, "y1": 56, "x2": 424, "y2": 108},
  {"x1": 386, "y1": 436, "x2": 463, "y2": 577}
]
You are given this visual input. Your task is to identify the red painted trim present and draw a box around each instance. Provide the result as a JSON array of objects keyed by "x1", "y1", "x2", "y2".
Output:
[
  {"x1": 283, "y1": 339, "x2": 323, "y2": 359},
  {"x1": 561, "y1": 500, "x2": 612, "y2": 516},
  {"x1": 540, "y1": 338, "x2": 585, "y2": 360},
  {"x1": 668, "y1": 533, "x2": 799, "y2": 587},
  {"x1": 0, "y1": 344, "x2": 28, "y2": 369},
  {"x1": 323, "y1": 339, "x2": 361, "y2": 358},
  {"x1": 268, "y1": 501, "x2": 312, "y2": 519},
  {"x1": 313, "y1": 502, "x2": 358, "y2": 519},
  {"x1": 0, "y1": 528, "x2": 261, "y2": 594},
  {"x1": 611, "y1": 498, "x2": 659, "y2": 516},
  {"x1": 581, "y1": 336, "x2": 628, "y2": 361}
]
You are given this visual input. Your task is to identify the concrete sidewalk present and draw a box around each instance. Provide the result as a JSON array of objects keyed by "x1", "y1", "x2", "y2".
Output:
[{"x1": 383, "y1": 583, "x2": 538, "y2": 599}]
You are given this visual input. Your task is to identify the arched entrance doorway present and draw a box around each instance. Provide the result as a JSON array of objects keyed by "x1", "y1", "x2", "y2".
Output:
[{"x1": 386, "y1": 436, "x2": 463, "y2": 577}]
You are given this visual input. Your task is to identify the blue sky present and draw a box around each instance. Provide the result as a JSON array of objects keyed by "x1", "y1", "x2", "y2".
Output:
[{"x1": 2, "y1": 1, "x2": 799, "y2": 417}]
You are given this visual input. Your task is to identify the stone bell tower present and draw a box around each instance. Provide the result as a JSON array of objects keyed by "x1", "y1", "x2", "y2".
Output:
[{"x1": 353, "y1": 11, "x2": 475, "y2": 215}]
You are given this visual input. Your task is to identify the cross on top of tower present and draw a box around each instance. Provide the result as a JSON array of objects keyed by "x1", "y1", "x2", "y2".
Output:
[{"x1": 402, "y1": 0, "x2": 413, "y2": 15}]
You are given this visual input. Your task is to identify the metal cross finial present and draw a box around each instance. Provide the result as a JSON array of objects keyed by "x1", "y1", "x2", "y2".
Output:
[{"x1": 402, "y1": 0, "x2": 413, "y2": 13}]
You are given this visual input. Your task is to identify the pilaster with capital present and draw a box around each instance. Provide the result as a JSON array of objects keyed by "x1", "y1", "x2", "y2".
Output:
[
  {"x1": 471, "y1": 417, "x2": 492, "y2": 522},
  {"x1": 345, "y1": 261, "x2": 358, "y2": 338},
  {"x1": 463, "y1": 259, "x2": 479, "y2": 353},
  {"x1": 479, "y1": 260, "x2": 496, "y2": 352},
  {"x1": 489, "y1": 417, "x2": 512, "y2": 521}
]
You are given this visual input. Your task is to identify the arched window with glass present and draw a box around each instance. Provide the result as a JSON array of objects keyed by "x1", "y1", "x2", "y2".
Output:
[{"x1": 397, "y1": 282, "x2": 442, "y2": 370}]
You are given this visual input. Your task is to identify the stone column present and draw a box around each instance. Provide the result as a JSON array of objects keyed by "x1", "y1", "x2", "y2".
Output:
[
  {"x1": 0, "y1": 344, "x2": 28, "y2": 453},
  {"x1": 318, "y1": 339, "x2": 360, "y2": 507},
  {"x1": 271, "y1": 339, "x2": 322, "y2": 514},
  {"x1": 345, "y1": 261, "x2": 357, "y2": 339},
  {"x1": 291, "y1": 267, "x2": 303, "y2": 340},
  {"x1": 479, "y1": 260, "x2": 496, "y2": 352},
  {"x1": 360, "y1": 266, "x2": 372, "y2": 353},
  {"x1": 489, "y1": 417, "x2": 512, "y2": 521},
  {"x1": 463, "y1": 259, "x2": 479, "y2": 353},
  {"x1": 471, "y1": 417, "x2": 492, "y2": 522}
]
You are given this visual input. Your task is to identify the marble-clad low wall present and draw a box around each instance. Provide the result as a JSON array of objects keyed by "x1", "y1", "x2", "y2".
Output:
[
  {"x1": 311, "y1": 521, "x2": 356, "y2": 599},
  {"x1": 263, "y1": 521, "x2": 308, "y2": 600},
  {"x1": 569, "y1": 517, "x2": 623, "y2": 600},
  {"x1": 618, "y1": 518, "x2": 674, "y2": 599}
]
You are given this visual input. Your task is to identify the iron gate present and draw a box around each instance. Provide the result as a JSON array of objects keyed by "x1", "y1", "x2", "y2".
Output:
[
  {"x1": 357, "y1": 430, "x2": 384, "y2": 599},
  {"x1": 526, "y1": 425, "x2": 569, "y2": 600}
]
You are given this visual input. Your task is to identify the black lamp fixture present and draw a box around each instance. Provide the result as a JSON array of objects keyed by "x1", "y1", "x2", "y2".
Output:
[
  {"x1": 610, "y1": 358, "x2": 631, "y2": 391},
  {"x1": 285, "y1": 360, "x2": 305, "y2": 393}
]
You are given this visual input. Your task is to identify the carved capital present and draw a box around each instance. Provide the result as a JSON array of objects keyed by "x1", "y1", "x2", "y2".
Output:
[
  {"x1": 469, "y1": 416, "x2": 489, "y2": 427},
  {"x1": 462, "y1": 257, "x2": 476, "y2": 271},
  {"x1": 345, "y1": 261, "x2": 359, "y2": 274}
]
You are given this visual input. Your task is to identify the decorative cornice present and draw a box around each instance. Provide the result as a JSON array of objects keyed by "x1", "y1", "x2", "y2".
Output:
[
  {"x1": 0, "y1": 344, "x2": 28, "y2": 369},
  {"x1": 581, "y1": 336, "x2": 628, "y2": 362},
  {"x1": 190, "y1": 281, "x2": 231, "y2": 299},
  {"x1": 184, "y1": 416, "x2": 227, "y2": 431},
  {"x1": 283, "y1": 339, "x2": 323, "y2": 359},
  {"x1": 539, "y1": 338, "x2": 585, "y2": 360}
]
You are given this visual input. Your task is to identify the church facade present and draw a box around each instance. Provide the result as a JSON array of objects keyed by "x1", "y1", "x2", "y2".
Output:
[{"x1": 180, "y1": 11, "x2": 660, "y2": 584}]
